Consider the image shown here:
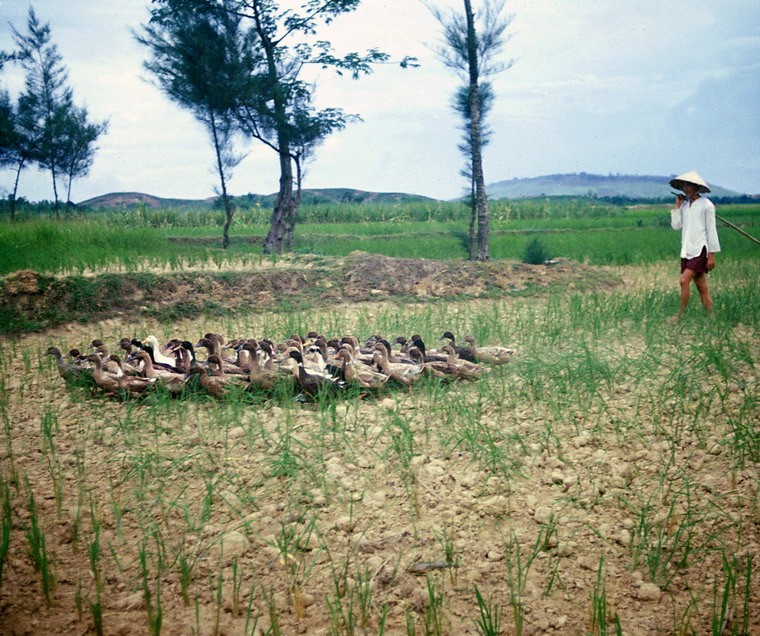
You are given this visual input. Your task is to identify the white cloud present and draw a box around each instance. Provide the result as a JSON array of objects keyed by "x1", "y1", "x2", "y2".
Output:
[{"x1": 1, "y1": 0, "x2": 758, "y2": 202}]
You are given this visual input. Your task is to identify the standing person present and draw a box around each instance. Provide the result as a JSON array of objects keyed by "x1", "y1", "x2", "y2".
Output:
[{"x1": 669, "y1": 171, "x2": 721, "y2": 319}]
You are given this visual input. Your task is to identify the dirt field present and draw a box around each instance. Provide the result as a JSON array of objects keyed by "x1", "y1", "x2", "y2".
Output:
[{"x1": 0, "y1": 258, "x2": 757, "y2": 635}]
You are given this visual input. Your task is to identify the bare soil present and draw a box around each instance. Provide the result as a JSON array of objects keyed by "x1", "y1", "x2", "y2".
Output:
[{"x1": 0, "y1": 257, "x2": 757, "y2": 635}]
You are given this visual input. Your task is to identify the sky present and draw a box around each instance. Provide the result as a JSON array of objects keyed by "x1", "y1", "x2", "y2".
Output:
[{"x1": 1, "y1": 0, "x2": 759, "y2": 203}]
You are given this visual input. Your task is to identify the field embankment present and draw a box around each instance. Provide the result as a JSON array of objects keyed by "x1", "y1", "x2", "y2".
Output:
[{"x1": 0, "y1": 253, "x2": 619, "y2": 334}]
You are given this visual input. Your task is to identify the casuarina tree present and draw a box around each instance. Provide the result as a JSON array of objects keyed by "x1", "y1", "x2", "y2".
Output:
[
  {"x1": 427, "y1": 0, "x2": 513, "y2": 261},
  {"x1": 60, "y1": 105, "x2": 109, "y2": 207},
  {"x1": 138, "y1": 0, "x2": 253, "y2": 248},
  {"x1": 11, "y1": 8, "x2": 74, "y2": 217},
  {"x1": 9, "y1": 8, "x2": 106, "y2": 217},
  {"x1": 144, "y1": 0, "x2": 415, "y2": 255}
]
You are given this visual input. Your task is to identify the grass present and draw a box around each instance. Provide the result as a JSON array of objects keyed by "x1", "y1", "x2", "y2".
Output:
[{"x1": 1, "y1": 200, "x2": 757, "y2": 275}]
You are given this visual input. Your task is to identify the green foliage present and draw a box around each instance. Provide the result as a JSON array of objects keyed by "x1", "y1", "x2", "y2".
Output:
[{"x1": 521, "y1": 237, "x2": 549, "y2": 264}]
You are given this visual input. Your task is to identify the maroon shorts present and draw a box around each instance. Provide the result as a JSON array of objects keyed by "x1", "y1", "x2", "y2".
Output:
[{"x1": 680, "y1": 246, "x2": 708, "y2": 274}]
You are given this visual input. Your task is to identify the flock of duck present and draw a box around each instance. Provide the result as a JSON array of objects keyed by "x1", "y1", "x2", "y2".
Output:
[{"x1": 44, "y1": 331, "x2": 515, "y2": 401}]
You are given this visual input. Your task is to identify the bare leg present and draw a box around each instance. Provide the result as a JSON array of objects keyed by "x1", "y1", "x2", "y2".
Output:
[
  {"x1": 678, "y1": 269, "x2": 697, "y2": 319},
  {"x1": 694, "y1": 273, "x2": 713, "y2": 314}
]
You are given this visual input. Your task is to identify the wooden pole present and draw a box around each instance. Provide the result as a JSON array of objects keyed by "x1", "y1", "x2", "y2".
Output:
[{"x1": 716, "y1": 214, "x2": 760, "y2": 246}]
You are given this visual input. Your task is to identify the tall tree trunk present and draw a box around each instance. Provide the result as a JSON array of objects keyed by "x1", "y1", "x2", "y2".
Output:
[
  {"x1": 51, "y1": 164, "x2": 60, "y2": 220},
  {"x1": 9, "y1": 158, "x2": 25, "y2": 221},
  {"x1": 468, "y1": 176, "x2": 476, "y2": 259},
  {"x1": 210, "y1": 112, "x2": 234, "y2": 249},
  {"x1": 284, "y1": 154, "x2": 304, "y2": 251},
  {"x1": 263, "y1": 149, "x2": 294, "y2": 254},
  {"x1": 253, "y1": 0, "x2": 296, "y2": 256},
  {"x1": 464, "y1": 0, "x2": 490, "y2": 261},
  {"x1": 66, "y1": 168, "x2": 74, "y2": 208}
]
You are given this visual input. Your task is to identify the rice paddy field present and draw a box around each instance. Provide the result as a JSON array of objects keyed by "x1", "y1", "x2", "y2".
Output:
[{"x1": 0, "y1": 199, "x2": 758, "y2": 635}]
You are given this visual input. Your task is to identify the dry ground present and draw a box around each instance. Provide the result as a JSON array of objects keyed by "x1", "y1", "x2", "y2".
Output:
[{"x1": 0, "y1": 258, "x2": 757, "y2": 635}]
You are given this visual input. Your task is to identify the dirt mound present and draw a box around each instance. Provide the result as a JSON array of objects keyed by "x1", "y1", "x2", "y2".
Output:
[
  {"x1": 0, "y1": 255, "x2": 620, "y2": 332},
  {"x1": 341, "y1": 252, "x2": 616, "y2": 300},
  {"x1": 3, "y1": 269, "x2": 43, "y2": 295}
]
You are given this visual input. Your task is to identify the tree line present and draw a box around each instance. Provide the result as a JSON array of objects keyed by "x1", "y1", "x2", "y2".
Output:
[
  {"x1": 2, "y1": 1, "x2": 512, "y2": 260},
  {"x1": 0, "y1": 9, "x2": 108, "y2": 219}
]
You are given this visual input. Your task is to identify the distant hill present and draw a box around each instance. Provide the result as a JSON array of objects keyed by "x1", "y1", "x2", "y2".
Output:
[
  {"x1": 485, "y1": 173, "x2": 744, "y2": 200},
  {"x1": 79, "y1": 176, "x2": 749, "y2": 209},
  {"x1": 79, "y1": 188, "x2": 434, "y2": 209},
  {"x1": 79, "y1": 192, "x2": 216, "y2": 210}
]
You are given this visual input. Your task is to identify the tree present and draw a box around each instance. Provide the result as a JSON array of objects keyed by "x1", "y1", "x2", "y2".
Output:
[
  {"x1": 229, "y1": 0, "x2": 406, "y2": 255},
  {"x1": 0, "y1": 89, "x2": 38, "y2": 219},
  {"x1": 427, "y1": 0, "x2": 513, "y2": 261},
  {"x1": 453, "y1": 81, "x2": 495, "y2": 258},
  {"x1": 138, "y1": 0, "x2": 251, "y2": 248},
  {"x1": 60, "y1": 105, "x2": 108, "y2": 207},
  {"x1": 145, "y1": 0, "x2": 415, "y2": 255},
  {"x1": 11, "y1": 8, "x2": 75, "y2": 217}
]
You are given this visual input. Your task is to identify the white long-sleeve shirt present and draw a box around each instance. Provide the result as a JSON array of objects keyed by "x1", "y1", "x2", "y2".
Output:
[{"x1": 670, "y1": 196, "x2": 721, "y2": 259}]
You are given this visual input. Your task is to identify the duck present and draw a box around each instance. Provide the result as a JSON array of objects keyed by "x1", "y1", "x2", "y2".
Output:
[
  {"x1": 196, "y1": 339, "x2": 247, "y2": 375},
  {"x1": 144, "y1": 335, "x2": 178, "y2": 367},
  {"x1": 339, "y1": 335, "x2": 375, "y2": 365},
  {"x1": 44, "y1": 346, "x2": 93, "y2": 384},
  {"x1": 287, "y1": 350, "x2": 346, "y2": 397},
  {"x1": 438, "y1": 331, "x2": 478, "y2": 363},
  {"x1": 336, "y1": 348, "x2": 389, "y2": 390},
  {"x1": 168, "y1": 340, "x2": 197, "y2": 373},
  {"x1": 408, "y1": 337, "x2": 448, "y2": 363},
  {"x1": 186, "y1": 365, "x2": 226, "y2": 399},
  {"x1": 462, "y1": 335, "x2": 515, "y2": 365},
  {"x1": 86, "y1": 354, "x2": 156, "y2": 396},
  {"x1": 372, "y1": 342, "x2": 424, "y2": 386},
  {"x1": 130, "y1": 350, "x2": 186, "y2": 393},
  {"x1": 407, "y1": 347, "x2": 450, "y2": 379},
  {"x1": 244, "y1": 343, "x2": 289, "y2": 392},
  {"x1": 439, "y1": 345, "x2": 489, "y2": 380}
]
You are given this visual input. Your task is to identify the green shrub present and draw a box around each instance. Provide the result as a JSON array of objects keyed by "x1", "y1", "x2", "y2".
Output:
[{"x1": 522, "y1": 238, "x2": 549, "y2": 264}]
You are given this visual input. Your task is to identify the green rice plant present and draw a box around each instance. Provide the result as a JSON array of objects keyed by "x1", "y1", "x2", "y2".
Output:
[
  {"x1": 210, "y1": 560, "x2": 224, "y2": 636},
  {"x1": 23, "y1": 484, "x2": 55, "y2": 606},
  {"x1": 434, "y1": 529, "x2": 459, "y2": 585},
  {"x1": 711, "y1": 552, "x2": 753, "y2": 636},
  {"x1": 177, "y1": 547, "x2": 196, "y2": 607},
  {"x1": 200, "y1": 473, "x2": 220, "y2": 524},
  {"x1": 139, "y1": 539, "x2": 163, "y2": 636},
  {"x1": 473, "y1": 585, "x2": 501, "y2": 636},
  {"x1": 39, "y1": 405, "x2": 58, "y2": 452},
  {"x1": 504, "y1": 526, "x2": 551, "y2": 636},
  {"x1": 405, "y1": 605, "x2": 416, "y2": 635},
  {"x1": 75, "y1": 577, "x2": 84, "y2": 620},
  {"x1": 261, "y1": 584, "x2": 282, "y2": 636},
  {"x1": 1, "y1": 409, "x2": 17, "y2": 489},
  {"x1": 444, "y1": 389, "x2": 527, "y2": 482},
  {"x1": 422, "y1": 575, "x2": 446, "y2": 636},
  {"x1": 724, "y1": 391, "x2": 759, "y2": 469},
  {"x1": 89, "y1": 594, "x2": 104, "y2": 636},
  {"x1": 588, "y1": 557, "x2": 622, "y2": 636},
  {"x1": 270, "y1": 512, "x2": 320, "y2": 618},
  {"x1": 326, "y1": 562, "x2": 376, "y2": 635},
  {"x1": 84, "y1": 501, "x2": 105, "y2": 635},
  {"x1": 387, "y1": 413, "x2": 420, "y2": 526},
  {"x1": 620, "y1": 471, "x2": 734, "y2": 592},
  {"x1": 243, "y1": 585, "x2": 260, "y2": 636},
  {"x1": 0, "y1": 473, "x2": 11, "y2": 586},
  {"x1": 231, "y1": 557, "x2": 244, "y2": 617}
]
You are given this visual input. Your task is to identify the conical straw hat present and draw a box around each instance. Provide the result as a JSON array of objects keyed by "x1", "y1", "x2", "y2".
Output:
[{"x1": 669, "y1": 171, "x2": 711, "y2": 193}]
